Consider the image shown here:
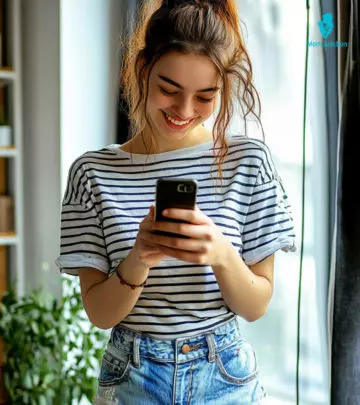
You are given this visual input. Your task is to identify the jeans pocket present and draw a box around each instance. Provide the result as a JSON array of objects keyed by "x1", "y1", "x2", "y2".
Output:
[
  {"x1": 216, "y1": 338, "x2": 258, "y2": 385},
  {"x1": 98, "y1": 346, "x2": 131, "y2": 387}
]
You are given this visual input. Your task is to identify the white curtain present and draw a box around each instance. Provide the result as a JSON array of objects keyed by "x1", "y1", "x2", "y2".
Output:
[{"x1": 227, "y1": 1, "x2": 330, "y2": 403}]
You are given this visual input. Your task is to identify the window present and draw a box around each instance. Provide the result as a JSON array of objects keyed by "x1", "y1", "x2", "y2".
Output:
[{"x1": 217, "y1": 1, "x2": 329, "y2": 403}]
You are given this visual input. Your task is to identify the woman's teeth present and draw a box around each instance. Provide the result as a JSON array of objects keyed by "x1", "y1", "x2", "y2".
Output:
[{"x1": 165, "y1": 113, "x2": 191, "y2": 126}]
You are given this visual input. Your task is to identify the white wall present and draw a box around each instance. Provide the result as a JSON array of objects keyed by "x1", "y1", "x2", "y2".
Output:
[
  {"x1": 21, "y1": 0, "x2": 62, "y2": 296},
  {"x1": 60, "y1": 0, "x2": 127, "y2": 193},
  {"x1": 21, "y1": 0, "x2": 129, "y2": 297}
]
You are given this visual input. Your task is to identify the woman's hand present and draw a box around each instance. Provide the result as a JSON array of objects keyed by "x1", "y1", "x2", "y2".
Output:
[
  {"x1": 131, "y1": 205, "x2": 170, "y2": 269},
  {"x1": 142, "y1": 205, "x2": 230, "y2": 266}
]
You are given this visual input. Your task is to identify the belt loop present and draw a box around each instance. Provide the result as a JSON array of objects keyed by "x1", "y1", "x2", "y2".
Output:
[
  {"x1": 205, "y1": 333, "x2": 216, "y2": 363},
  {"x1": 132, "y1": 333, "x2": 141, "y2": 368},
  {"x1": 108, "y1": 327, "x2": 117, "y2": 350},
  {"x1": 109, "y1": 327, "x2": 115, "y2": 343}
]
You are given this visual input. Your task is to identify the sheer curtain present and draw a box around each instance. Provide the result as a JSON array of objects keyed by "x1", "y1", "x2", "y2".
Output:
[{"x1": 217, "y1": 1, "x2": 329, "y2": 403}]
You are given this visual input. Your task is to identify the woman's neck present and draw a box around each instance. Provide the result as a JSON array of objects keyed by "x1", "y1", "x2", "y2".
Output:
[{"x1": 120, "y1": 127, "x2": 213, "y2": 154}]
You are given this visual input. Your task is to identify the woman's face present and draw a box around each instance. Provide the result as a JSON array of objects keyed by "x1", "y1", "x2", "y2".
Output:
[{"x1": 145, "y1": 52, "x2": 221, "y2": 145}]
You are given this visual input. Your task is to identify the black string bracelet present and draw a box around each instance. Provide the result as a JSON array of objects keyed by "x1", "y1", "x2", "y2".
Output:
[{"x1": 115, "y1": 268, "x2": 147, "y2": 290}]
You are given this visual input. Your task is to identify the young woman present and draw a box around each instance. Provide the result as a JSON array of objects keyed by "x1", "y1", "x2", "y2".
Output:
[{"x1": 56, "y1": 1, "x2": 296, "y2": 404}]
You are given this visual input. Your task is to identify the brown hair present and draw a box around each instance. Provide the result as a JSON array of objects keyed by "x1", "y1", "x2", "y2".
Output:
[{"x1": 120, "y1": 0, "x2": 263, "y2": 188}]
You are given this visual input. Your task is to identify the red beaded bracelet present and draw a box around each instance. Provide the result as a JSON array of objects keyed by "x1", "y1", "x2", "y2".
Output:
[{"x1": 115, "y1": 268, "x2": 147, "y2": 289}]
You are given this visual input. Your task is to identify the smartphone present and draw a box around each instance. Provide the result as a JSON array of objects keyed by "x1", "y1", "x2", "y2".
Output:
[{"x1": 153, "y1": 178, "x2": 198, "y2": 239}]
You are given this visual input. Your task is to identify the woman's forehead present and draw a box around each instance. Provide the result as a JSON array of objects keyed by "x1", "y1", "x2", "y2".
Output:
[{"x1": 152, "y1": 52, "x2": 221, "y2": 89}]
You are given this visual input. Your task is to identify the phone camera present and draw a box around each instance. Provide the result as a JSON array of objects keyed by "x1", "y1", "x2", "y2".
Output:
[{"x1": 177, "y1": 184, "x2": 194, "y2": 193}]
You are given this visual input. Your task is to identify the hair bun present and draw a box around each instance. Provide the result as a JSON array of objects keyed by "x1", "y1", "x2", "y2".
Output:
[
  {"x1": 165, "y1": 0, "x2": 223, "y2": 10},
  {"x1": 165, "y1": 0, "x2": 193, "y2": 8}
]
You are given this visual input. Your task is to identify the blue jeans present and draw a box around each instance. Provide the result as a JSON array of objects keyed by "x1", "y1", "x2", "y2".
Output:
[{"x1": 93, "y1": 315, "x2": 266, "y2": 404}]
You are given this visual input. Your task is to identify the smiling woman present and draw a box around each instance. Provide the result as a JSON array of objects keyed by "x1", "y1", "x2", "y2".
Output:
[
  {"x1": 55, "y1": 1, "x2": 296, "y2": 404},
  {"x1": 119, "y1": 51, "x2": 222, "y2": 154},
  {"x1": 120, "y1": 0, "x2": 264, "y2": 182},
  {"x1": 141, "y1": 52, "x2": 221, "y2": 147}
]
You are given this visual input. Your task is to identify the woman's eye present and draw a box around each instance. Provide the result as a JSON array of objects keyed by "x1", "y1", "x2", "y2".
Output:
[
  {"x1": 198, "y1": 97, "x2": 214, "y2": 103},
  {"x1": 160, "y1": 87, "x2": 176, "y2": 95},
  {"x1": 159, "y1": 87, "x2": 214, "y2": 103}
]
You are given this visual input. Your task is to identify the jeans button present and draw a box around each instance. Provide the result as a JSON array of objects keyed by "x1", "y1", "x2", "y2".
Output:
[{"x1": 181, "y1": 344, "x2": 191, "y2": 354}]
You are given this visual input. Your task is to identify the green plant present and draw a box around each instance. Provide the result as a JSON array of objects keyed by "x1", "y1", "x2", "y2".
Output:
[{"x1": 0, "y1": 277, "x2": 109, "y2": 405}]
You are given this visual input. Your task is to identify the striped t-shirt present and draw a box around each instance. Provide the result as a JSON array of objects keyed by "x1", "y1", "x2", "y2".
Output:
[{"x1": 56, "y1": 135, "x2": 296, "y2": 338}]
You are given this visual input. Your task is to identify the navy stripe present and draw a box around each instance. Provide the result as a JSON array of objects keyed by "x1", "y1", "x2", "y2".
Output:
[
  {"x1": 244, "y1": 225, "x2": 294, "y2": 244},
  {"x1": 61, "y1": 232, "x2": 103, "y2": 239},
  {"x1": 61, "y1": 240, "x2": 106, "y2": 249},
  {"x1": 146, "y1": 280, "x2": 218, "y2": 288},
  {"x1": 148, "y1": 272, "x2": 215, "y2": 278},
  {"x1": 138, "y1": 297, "x2": 223, "y2": 304},
  {"x1": 135, "y1": 305, "x2": 225, "y2": 311},
  {"x1": 242, "y1": 218, "x2": 291, "y2": 236},
  {"x1": 60, "y1": 249, "x2": 108, "y2": 259},
  {"x1": 61, "y1": 223, "x2": 102, "y2": 231}
]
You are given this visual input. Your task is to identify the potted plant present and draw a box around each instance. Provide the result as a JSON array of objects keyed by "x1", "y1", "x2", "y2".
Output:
[
  {"x1": 0, "y1": 105, "x2": 11, "y2": 147},
  {"x1": 0, "y1": 277, "x2": 109, "y2": 405}
]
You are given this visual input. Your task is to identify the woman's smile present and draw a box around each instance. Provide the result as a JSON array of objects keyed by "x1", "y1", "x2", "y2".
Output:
[{"x1": 161, "y1": 110, "x2": 198, "y2": 130}]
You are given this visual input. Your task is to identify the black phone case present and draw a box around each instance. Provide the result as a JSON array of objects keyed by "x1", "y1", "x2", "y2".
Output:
[{"x1": 154, "y1": 178, "x2": 198, "y2": 239}]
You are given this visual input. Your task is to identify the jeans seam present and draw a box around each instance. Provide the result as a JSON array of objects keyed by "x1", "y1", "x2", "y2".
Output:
[{"x1": 187, "y1": 362, "x2": 194, "y2": 404}]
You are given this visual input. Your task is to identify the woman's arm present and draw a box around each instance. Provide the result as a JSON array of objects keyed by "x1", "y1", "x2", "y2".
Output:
[
  {"x1": 211, "y1": 245, "x2": 274, "y2": 322},
  {"x1": 78, "y1": 205, "x2": 169, "y2": 330},
  {"x1": 79, "y1": 249, "x2": 149, "y2": 330}
]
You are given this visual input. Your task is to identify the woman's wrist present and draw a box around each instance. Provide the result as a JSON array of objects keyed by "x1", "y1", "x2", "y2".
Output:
[
  {"x1": 116, "y1": 248, "x2": 150, "y2": 286},
  {"x1": 115, "y1": 267, "x2": 148, "y2": 289}
]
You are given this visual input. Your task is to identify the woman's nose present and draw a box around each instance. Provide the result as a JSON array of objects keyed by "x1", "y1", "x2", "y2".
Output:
[{"x1": 172, "y1": 97, "x2": 195, "y2": 119}]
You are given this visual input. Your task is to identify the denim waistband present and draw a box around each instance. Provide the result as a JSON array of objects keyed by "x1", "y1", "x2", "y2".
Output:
[{"x1": 108, "y1": 315, "x2": 243, "y2": 368}]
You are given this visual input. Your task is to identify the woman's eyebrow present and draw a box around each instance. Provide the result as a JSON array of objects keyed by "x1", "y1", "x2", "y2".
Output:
[{"x1": 158, "y1": 74, "x2": 220, "y2": 93}]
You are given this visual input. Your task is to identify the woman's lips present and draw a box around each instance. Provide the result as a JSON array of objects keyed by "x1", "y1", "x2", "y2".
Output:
[{"x1": 161, "y1": 111, "x2": 197, "y2": 129}]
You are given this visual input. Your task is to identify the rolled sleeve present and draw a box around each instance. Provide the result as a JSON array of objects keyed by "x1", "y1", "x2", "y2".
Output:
[
  {"x1": 241, "y1": 144, "x2": 297, "y2": 265},
  {"x1": 55, "y1": 158, "x2": 109, "y2": 276}
]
